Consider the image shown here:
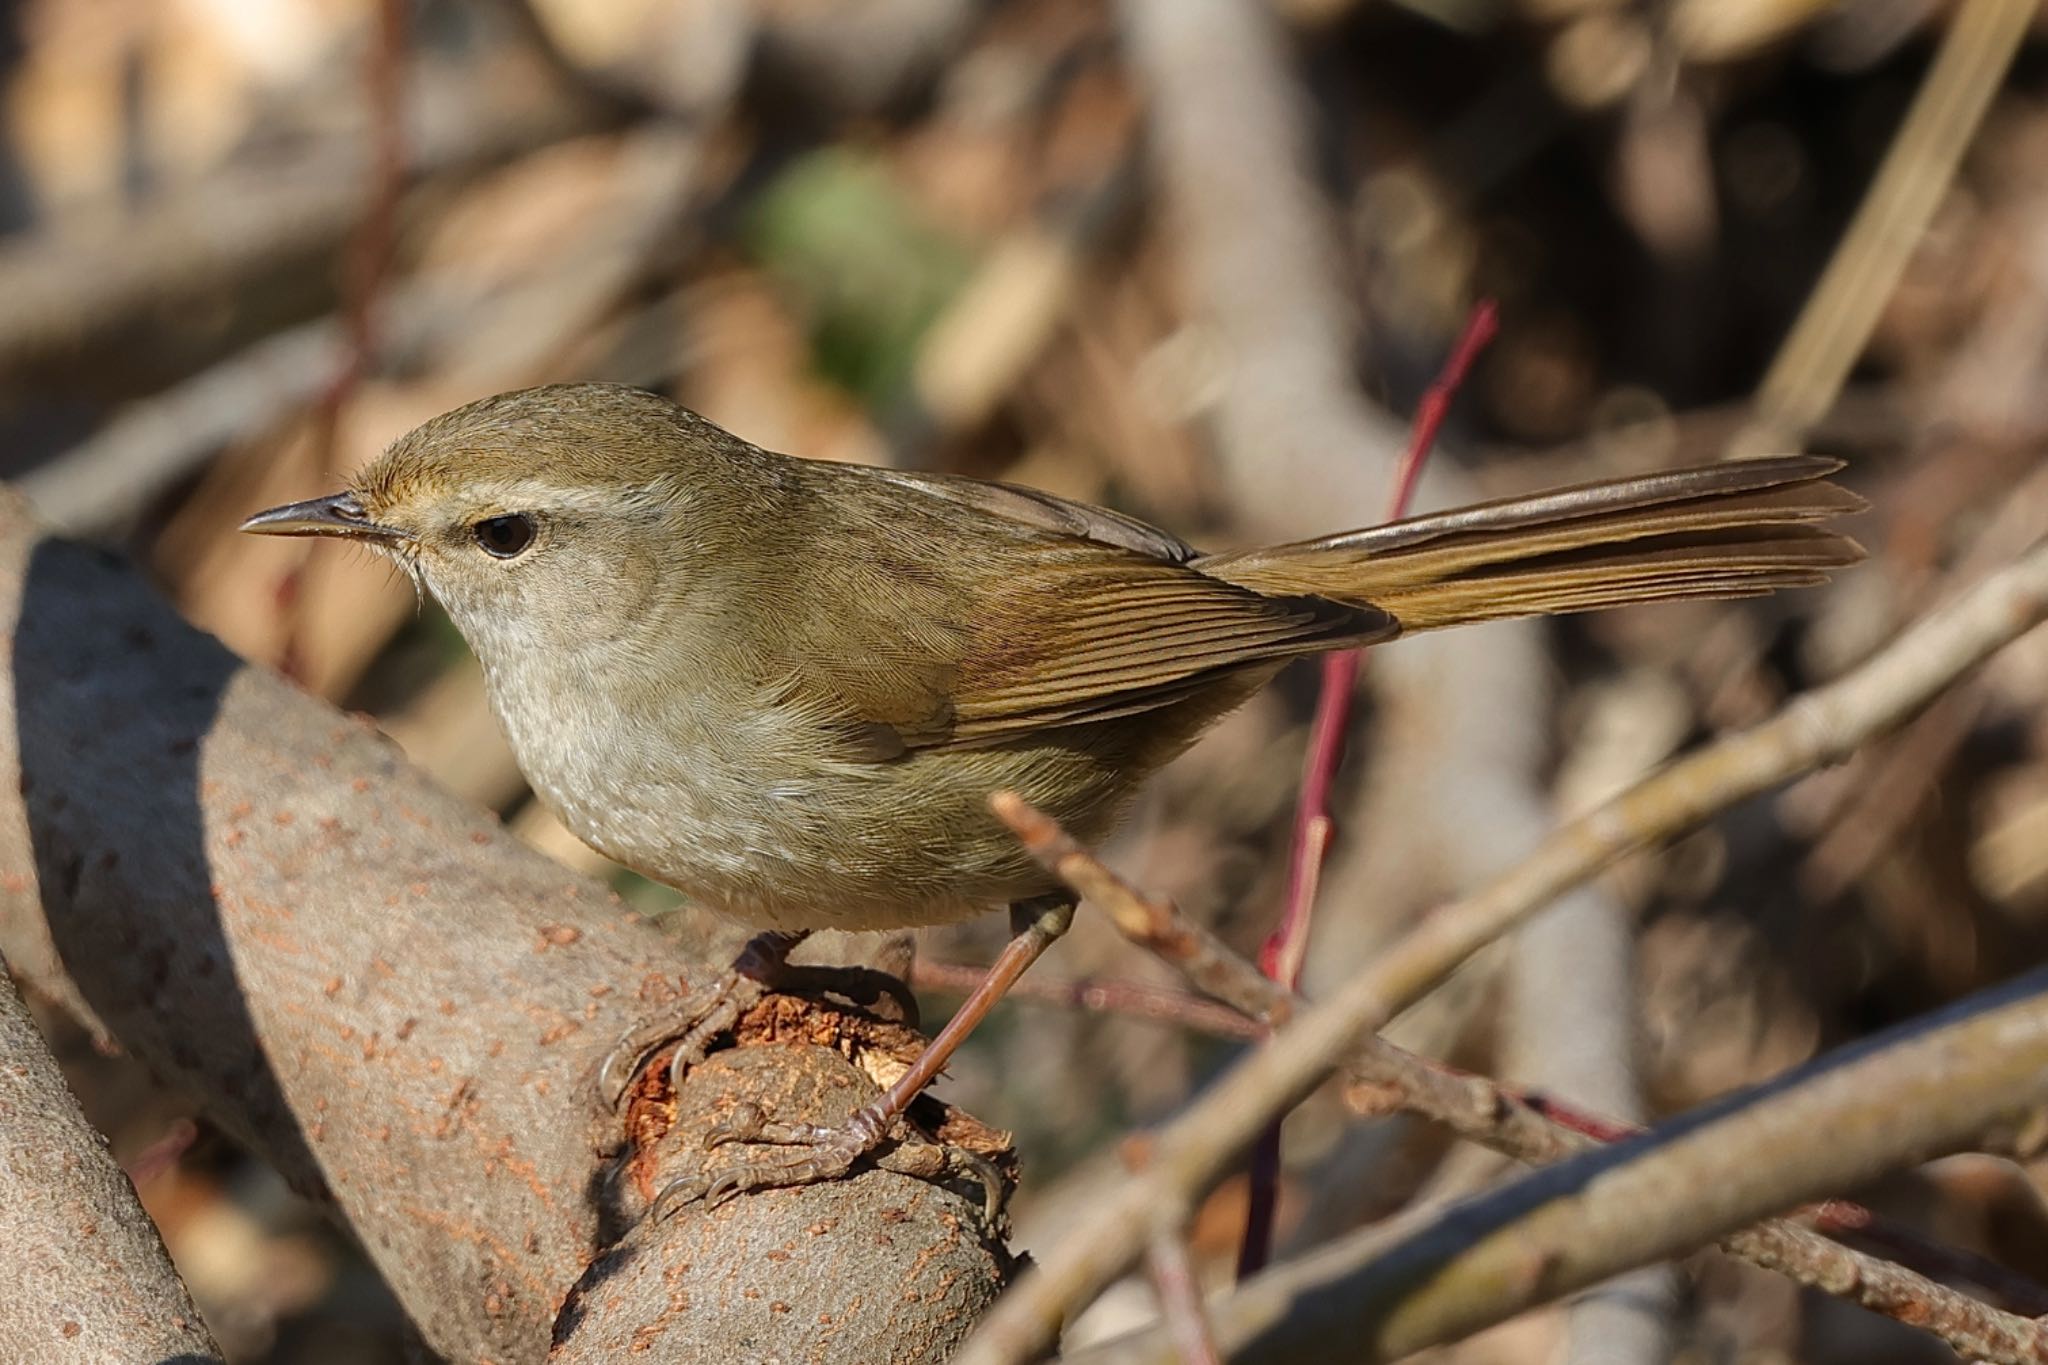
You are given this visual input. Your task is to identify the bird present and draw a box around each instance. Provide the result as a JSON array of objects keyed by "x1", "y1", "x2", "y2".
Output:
[{"x1": 242, "y1": 381, "x2": 1863, "y2": 1215}]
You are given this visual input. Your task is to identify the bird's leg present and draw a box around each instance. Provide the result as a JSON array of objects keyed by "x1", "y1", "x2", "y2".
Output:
[
  {"x1": 597, "y1": 928, "x2": 811, "y2": 1110},
  {"x1": 653, "y1": 894, "x2": 1076, "y2": 1222}
]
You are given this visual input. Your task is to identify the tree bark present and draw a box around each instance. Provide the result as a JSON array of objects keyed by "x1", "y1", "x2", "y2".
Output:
[
  {"x1": 0, "y1": 491, "x2": 1013, "y2": 1362},
  {"x1": 0, "y1": 952, "x2": 224, "y2": 1362}
]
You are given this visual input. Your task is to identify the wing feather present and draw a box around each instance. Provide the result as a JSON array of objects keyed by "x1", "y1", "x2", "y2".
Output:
[{"x1": 775, "y1": 468, "x2": 1388, "y2": 755}]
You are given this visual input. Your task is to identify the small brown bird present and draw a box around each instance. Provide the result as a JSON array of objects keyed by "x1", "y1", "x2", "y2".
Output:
[{"x1": 243, "y1": 382, "x2": 1862, "y2": 1211}]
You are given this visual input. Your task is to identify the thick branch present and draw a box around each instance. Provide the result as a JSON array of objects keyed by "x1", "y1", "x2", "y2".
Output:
[
  {"x1": 0, "y1": 493, "x2": 1009, "y2": 1362},
  {"x1": 0, "y1": 47, "x2": 607, "y2": 374},
  {"x1": 0, "y1": 954, "x2": 224, "y2": 1362}
]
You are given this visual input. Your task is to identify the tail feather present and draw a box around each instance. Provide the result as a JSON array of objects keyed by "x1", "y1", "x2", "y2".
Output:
[{"x1": 1196, "y1": 455, "x2": 1865, "y2": 633}]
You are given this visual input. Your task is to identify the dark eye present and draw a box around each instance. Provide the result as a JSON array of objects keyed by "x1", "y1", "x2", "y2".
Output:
[{"x1": 472, "y1": 514, "x2": 536, "y2": 559}]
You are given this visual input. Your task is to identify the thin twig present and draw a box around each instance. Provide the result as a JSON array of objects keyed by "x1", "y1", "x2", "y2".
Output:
[
  {"x1": 908, "y1": 959, "x2": 1259, "y2": 1040},
  {"x1": 961, "y1": 533, "x2": 2048, "y2": 1365},
  {"x1": 1262, "y1": 299, "x2": 1501, "y2": 979},
  {"x1": 1734, "y1": 0, "x2": 2035, "y2": 454},
  {"x1": 991, "y1": 793, "x2": 1291, "y2": 1030},
  {"x1": 1801, "y1": 459, "x2": 2048, "y2": 900},
  {"x1": 1145, "y1": 1229, "x2": 1222, "y2": 1365},
  {"x1": 1808, "y1": 1197, "x2": 2048, "y2": 1317},
  {"x1": 1259, "y1": 815, "x2": 1326, "y2": 991},
  {"x1": 994, "y1": 794, "x2": 2048, "y2": 1318},
  {"x1": 1241, "y1": 299, "x2": 1499, "y2": 1277},
  {"x1": 1118, "y1": 0, "x2": 1647, "y2": 1319},
  {"x1": 1070, "y1": 969, "x2": 2048, "y2": 1365}
]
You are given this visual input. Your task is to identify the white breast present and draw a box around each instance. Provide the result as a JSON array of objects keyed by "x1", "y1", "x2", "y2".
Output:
[{"x1": 478, "y1": 653, "x2": 916, "y2": 931}]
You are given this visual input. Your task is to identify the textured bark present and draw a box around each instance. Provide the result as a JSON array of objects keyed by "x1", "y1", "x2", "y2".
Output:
[
  {"x1": 0, "y1": 491, "x2": 1012, "y2": 1361},
  {"x1": 0, "y1": 954, "x2": 224, "y2": 1362},
  {"x1": 558, "y1": 1038, "x2": 1013, "y2": 1363}
]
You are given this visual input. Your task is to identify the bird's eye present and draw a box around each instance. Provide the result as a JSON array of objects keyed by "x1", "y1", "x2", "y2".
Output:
[{"x1": 472, "y1": 513, "x2": 536, "y2": 559}]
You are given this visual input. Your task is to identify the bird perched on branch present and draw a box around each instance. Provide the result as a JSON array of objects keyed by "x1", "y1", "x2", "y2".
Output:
[{"x1": 244, "y1": 381, "x2": 1862, "y2": 1215}]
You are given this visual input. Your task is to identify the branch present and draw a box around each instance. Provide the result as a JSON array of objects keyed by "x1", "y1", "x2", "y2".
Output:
[
  {"x1": 0, "y1": 493, "x2": 1010, "y2": 1363},
  {"x1": 1736, "y1": 0, "x2": 2037, "y2": 454},
  {"x1": 908, "y1": 959, "x2": 1259, "y2": 1040},
  {"x1": 957, "y1": 532, "x2": 2048, "y2": 1364},
  {"x1": 1262, "y1": 299, "x2": 1499, "y2": 982},
  {"x1": 1072, "y1": 968, "x2": 2048, "y2": 1363},
  {"x1": 0, "y1": 43, "x2": 610, "y2": 374},
  {"x1": 994, "y1": 793, "x2": 2048, "y2": 1324},
  {"x1": 1145, "y1": 1226, "x2": 1220, "y2": 1365},
  {"x1": 0, "y1": 954, "x2": 224, "y2": 1362}
]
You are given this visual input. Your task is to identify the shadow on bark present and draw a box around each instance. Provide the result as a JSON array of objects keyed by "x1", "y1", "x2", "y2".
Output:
[
  {"x1": 0, "y1": 504, "x2": 1015, "y2": 1361},
  {"x1": 15, "y1": 538, "x2": 325, "y2": 1196}
]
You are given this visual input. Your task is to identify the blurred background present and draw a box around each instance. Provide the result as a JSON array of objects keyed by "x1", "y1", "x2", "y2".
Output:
[{"x1": 6, "y1": 0, "x2": 2048, "y2": 1360}]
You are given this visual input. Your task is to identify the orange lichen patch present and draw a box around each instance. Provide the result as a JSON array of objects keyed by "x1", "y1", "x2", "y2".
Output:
[
  {"x1": 243, "y1": 925, "x2": 305, "y2": 955},
  {"x1": 733, "y1": 993, "x2": 925, "y2": 1066},
  {"x1": 537, "y1": 1019, "x2": 581, "y2": 1046}
]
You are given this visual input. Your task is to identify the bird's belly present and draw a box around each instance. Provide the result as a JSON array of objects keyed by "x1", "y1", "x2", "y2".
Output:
[
  {"x1": 513, "y1": 712, "x2": 1125, "y2": 933},
  {"x1": 491, "y1": 669, "x2": 1248, "y2": 935},
  {"x1": 540, "y1": 757, "x2": 1089, "y2": 933}
]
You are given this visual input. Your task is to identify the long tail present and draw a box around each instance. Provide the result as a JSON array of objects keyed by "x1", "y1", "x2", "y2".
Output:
[{"x1": 1194, "y1": 455, "x2": 1865, "y2": 632}]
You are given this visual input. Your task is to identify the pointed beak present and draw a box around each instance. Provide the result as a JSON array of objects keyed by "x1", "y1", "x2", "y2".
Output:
[{"x1": 239, "y1": 492, "x2": 404, "y2": 542}]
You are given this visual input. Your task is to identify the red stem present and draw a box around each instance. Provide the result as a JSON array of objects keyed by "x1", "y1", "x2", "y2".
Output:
[{"x1": 1238, "y1": 299, "x2": 1500, "y2": 1279}]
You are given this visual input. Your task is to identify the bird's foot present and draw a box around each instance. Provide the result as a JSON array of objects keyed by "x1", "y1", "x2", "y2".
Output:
[
  {"x1": 595, "y1": 968, "x2": 766, "y2": 1112},
  {"x1": 596, "y1": 930, "x2": 926, "y2": 1112},
  {"x1": 651, "y1": 1099, "x2": 1006, "y2": 1223},
  {"x1": 597, "y1": 930, "x2": 813, "y2": 1111}
]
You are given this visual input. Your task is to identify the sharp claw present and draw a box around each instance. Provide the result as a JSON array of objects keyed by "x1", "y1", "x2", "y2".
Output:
[
  {"x1": 597, "y1": 1032, "x2": 663, "y2": 1110},
  {"x1": 971, "y1": 1158, "x2": 1004, "y2": 1225},
  {"x1": 663, "y1": 1043, "x2": 694, "y2": 1097},
  {"x1": 595, "y1": 970, "x2": 771, "y2": 1113},
  {"x1": 651, "y1": 1173, "x2": 710, "y2": 1221},
  {"x1": 649, "y1": 1116, "x2": 1006, "y2": 1227},
  {"x1": 704, "y1": 1171, "x2": 743, "y2": 1209},
  {"x1": 596, "y1": 1052, "x2": 635, "y2": 1109},
  {"x1": 705, "y1": 1101, "x2": 767, "y2": 1150}
]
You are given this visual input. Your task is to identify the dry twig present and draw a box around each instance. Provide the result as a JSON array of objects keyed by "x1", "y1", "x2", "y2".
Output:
[
  {"x1": 1144, "y1": 1228, "x2": 1221, "y2": 1365},
  {"x1": 909, "y1": 959, "x2": 1259, "y2": 1040},
  {"x1": 0, "y1": 955, "x2": 223, "y2": 1362},
  {"x1": 1240, "y1": 300, "x2": 1499, "y2": 1277},
  {"x1": 1735, "y1": 0, "x2": 2037, "y2": 454},
  {"x1": 1073, "y1": 968, "x2": 2048, "y2": 1364},
  {"x1": 1119, "y1": 1, "x2": 1658, "y2": 1330},
  {"x1": 961, "y1": 531, "x2": 2048, "y2": 1364},
  {"x1": 995, "y1": 793, "x2": 2048, "y2": 1324}
]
